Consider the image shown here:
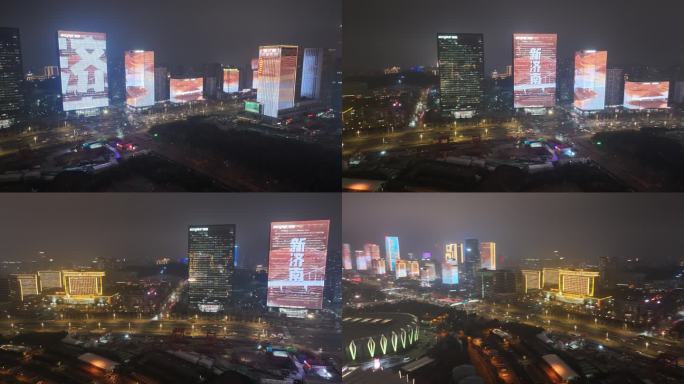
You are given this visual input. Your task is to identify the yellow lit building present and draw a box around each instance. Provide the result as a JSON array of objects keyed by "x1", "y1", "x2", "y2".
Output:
[
  {"x1": 62, "y1": 271, "x2": 105, "y2": 297},
  {"x1": 542, "y1": 268, "x2": 560, "y2": 290},
  {"x1": 445, "y1": 243, "x2": 464, "y2": 264},
  {"x1": 522, "y1": 269, "x2": 541, "y2": 292},
  {"x1": 479, "y1": 242, "x2": 496, "y2": 270},
  {"x1": 408, "y1": 260, "x2": 420, "y2": 278},
  {"x1": 10, "y1": 274, "x2": 39, "y2": 301},
  {"x1": 558, "y1": 269, "x2": 599, "y2": 298}
]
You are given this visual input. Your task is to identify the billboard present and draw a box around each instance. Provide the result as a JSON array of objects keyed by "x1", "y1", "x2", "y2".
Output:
[
  {"x1": 385, "y1": 236, "x2": 400, "y2": 271},
  {"x1": 125, "y1": 50, "x2": 155, "y2": 108},
  {"x1": 513, "y1": 33, "x2": 557, "y2": 108},
  {"x1": 573, "y1": 50, "x2": 607, "y2": 110},
  {"x1": 58, "y1": 30, "x2": 109, "y2": 111},
  {"x1": 223, "y1": 68, "x2": 239, "y2": 93},
  {"x1": 623, "y1": 82, "x2": 669, "y2": 110},
  {"x1": 267, "y1": 220, "x2": 330, "y2": 309},
  {"x1": 245, "y1": 100, "x2": 262, "y2": 114},
  {"x1": 170, "y1": 78, "x2": 204, "y2": 103}
]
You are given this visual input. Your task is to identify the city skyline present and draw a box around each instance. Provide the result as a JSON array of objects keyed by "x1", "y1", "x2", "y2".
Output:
[
  {"x1": 342, "y1": 194, "x2": 684, "y2": 266},
  {"x1": 1, "y1": 0, "x2": 341, "y2": 72},
  {"x1": 344, "y1": 0, "x2": 684, "y2": 73},
  {"x1": 0, "y1": 193, "x2": 340, "y2": 268}
]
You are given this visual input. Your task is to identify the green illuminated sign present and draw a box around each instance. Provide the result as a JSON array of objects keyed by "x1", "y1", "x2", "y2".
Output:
[{"x1": 245, "y1": 101, "x2": 261, "y2": 114}]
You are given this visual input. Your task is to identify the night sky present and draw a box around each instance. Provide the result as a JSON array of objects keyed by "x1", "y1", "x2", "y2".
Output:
[
  {"x1": 342, "y1": 194, "x2": 684, "y2": 267},
  {"x1": 1, "y1": 0, "x2": 340, "y2": 71},
  {"x1": 0, "y1": 194, "x2": 340, "y2": 269},
  {"x1": 343, "y1": 0, "x2": 684, "y2": 73}
]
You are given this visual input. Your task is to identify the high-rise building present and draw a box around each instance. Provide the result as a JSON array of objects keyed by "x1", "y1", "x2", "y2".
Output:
[
  {"x1": 188, "y1": 225, "x2": 236, "y2": 312},
  {"x1": 251, "y1": 58, "x2": 259, "y2": 90},
  {"x1": 573, "y1": 50, "x2": 607, "y2": 111},
  {"x1": 445, "y1": 243, "x2": 464, "y2": 264},
  {"x1": 9, "y1": 274, "x2": 38, "y2": 301},
  {"x1": 154, "y1": 67, "x2": 169, "y2": 102},
  {"x1": 437, "y1": 33, "x2": 484, "y2": 119},
  {"x1": 396, "y1": 260, "x2": 408, "y2": 278},
  {"x1": 342, "y1": 243, "x2": 352, "y2": 270},
  {"x1": 0, "y1": 27, "x2": 24, "y2": 128},
  {"x1": 125, "y1": 50, "x2": 155, "y2": 108},
  {"x1": 513, "y1": 33, "x2": 557, "y2": 110},
  {"x1": 57, "y1": 30, "x2": 109, "y2": 112},
  {"x1": 408, "y1": 260, "x2": 420, "y2": 278},
  {"x1": 223, "y1": 68, "x2": 240, "y2": 93},
  {"x1": 605, "y1": 68, "x2": 624, "y2": 107},
  {"x1": 364, "y1": 243, "x2": 381, "y2": 260},
  {"x1": 442, "y1": 262, "x2": 459, "y2": 285},
  {"x1": 300, "y1": 48, "x2": 330, "y2": 100},
  {"x1": 479, "y1": 242, "x2": 496, "y2": 270},
  {"x1": 257, "y1": 45, "x2": 299, "y2": 118},
  {"x1": 372, "y1": 258, "x2": 386, "y2": 275},
  {"x1": 476, "y1": 269, "x2": 517, "y2": 299},
  {"x1": 463, "y1": 238, "x2": 480, "y2": 287},
  {"x1": 355, "y1": 250, "x2": 368, "y2": 270},
  {"x1": 384, "y1": 236, "x2": 400, "y2": 271}
]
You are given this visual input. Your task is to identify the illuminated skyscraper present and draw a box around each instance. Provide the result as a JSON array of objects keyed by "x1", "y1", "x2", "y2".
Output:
[
  {"x1": 154, "y1": 67, "x2": 169, "y2": 102},
  {"x1": 479, "y1": 241, "x2": 496, "y2": 270},
  {"x1": 355, "y1": 250, "x2": 368, "y2": 270},
  {"x1": 437, "y1": 33, "x2": 484, "y2": 118},
  {"x1": 364, "y1": 243, "x2": 381, "y2": 260},
  {"x1": 445, "y1": 243, "x2": 464, "y2": 264},
  {"x1": 125, "y1": 50, "x2": 155, "y2": 108},
  {"x1": 0, "y1": 27, "x2": 24, "y2": 128},
  {"x1": 442, "y1": 262, "x2": 459, "y2": 285},
  {"x1": 251, "y1": 58, "x2": 259, "y2": 90},
  {"x1": 384, "y1": 236, "x2": 400, "y2": 271},
  {"x1": 257, "y1": 45, "x2": 299, "y2": 118},
  {"x1": 223, "y1": 67, "x2": 240, "y2": 93},
  {"x1": 188, "y1": 225, "x2": 236, "y2": 312},
  {"x1": 463, "y1": 238, "x2": 480, "y2": 288},
  {"x1": 573, "y1": 50, "x2": 607, "y2": 111},
  {"x1": 396, "y1": 260, "x2": 408, "y2": 278},
  {"x1": 605, "y1": 68, "x2": 624, "y2": 107},
  {"x1": 342, "y1": 243, "x2": 352, "y2": 270},
  {"x1": 300, "y1": 48, "x2": 325, "y2": 99}
]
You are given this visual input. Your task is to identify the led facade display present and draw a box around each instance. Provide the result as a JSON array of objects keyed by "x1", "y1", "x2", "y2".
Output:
[
  {"x1": 479, "y1": 242, "x2": 496, "y2": 270},
  {"x1": 573, "y1": 50, "x2": 607, "y2": 110},
  {"x1": 170, "y1": 78, "x2": 204, "y2": 103},
  {"x1": 257, "y1": 45, "x2": 298, "y2": 118},
  {"x1": 125, "y1": 50, "x2": 155, "y2": 108},
  {"x1": 442, "y1": 262, "x2": 459, "y2": 285},
  {"x1": 266, "y1": 220, "x2": 330, "y2": 310},
  {"x1": 513, "y1": 33, "x2": 557, "y2": 108},
  {"x1": 384, "y1": 236, "x2": 400, "y2": 271},
  {"x1": 58, "y1": 30, "x2": 109, "y2": 111},
  {"x1": 623, "y1": 81, "x2": 669, "y2": 109},
  {"x1": 223, "y1": 68, "x2": 239, "y2": 93}
]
